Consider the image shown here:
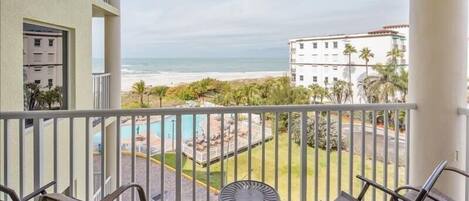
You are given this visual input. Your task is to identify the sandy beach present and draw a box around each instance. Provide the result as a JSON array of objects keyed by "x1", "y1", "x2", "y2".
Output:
[{"x1": 121, "y1": 71, "x2": 286, "y2": 91}]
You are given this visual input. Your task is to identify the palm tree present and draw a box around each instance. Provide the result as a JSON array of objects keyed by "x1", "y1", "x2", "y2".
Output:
[
  {"x1": 359, "y1": 48, "x2": 374, "y2": 76},
  {"x1": 396, "y1": 67, "x2": 408, "y2": 102},
  {"x1": 150, "y1": 86, "x2": 169, "y2": 107},
  {"x1": 190, "y1": 78, "x2": 222, "y2": 102},
  {"x1": 256, "y1": 79, "x2": 274, "y2": 104},
  {"x1": 387, "y1": 47, "x2": 404, "y2": 66},
  {"x1": 39, "y1": 88, "x2": 61, "y2": 109},
  {"x1": 24, "y1": 83, "x2": 42, "y2": 110},
  {"x1": 363, "y1": 64, "x2": 400, "y2": 103},
  {"x1": 214, "y1": 93, "x2": 232, "y2": 106},
  {"x1": 241, "y1": 84, "x2": 259, "y2": 105},
  {"x1": 309, "y1": 84, "x2": 327, "y2": 104},
  {"x1": 327, "y1": 80, "x2": 353, "y2": 104},
  {"x1": 230, "y1": 88, "x2": 244, "y2": 106},
  {"x1": 343, "y1": 44, "x2": 357, "y2": 85},
  {"x1": 358, "y1": 78, "x2": 378, "y2": 103},
  {"x1": 269, "y1": 76, "x2": 294, "y2": 105},
  {"x1": 132, "y1": 80, "x2": 147, "y2": 107},
  {"x1": 290, "y1": 87, "x2": 311, "y2": 104}
]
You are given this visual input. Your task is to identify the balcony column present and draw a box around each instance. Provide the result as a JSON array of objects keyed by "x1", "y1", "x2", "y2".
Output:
[
  {"x1": 409, "y1": 0, "x2": 467, "y2": 199},
  {"x1": 104, "y1": 0, "x2": 121, "y2": 192}
]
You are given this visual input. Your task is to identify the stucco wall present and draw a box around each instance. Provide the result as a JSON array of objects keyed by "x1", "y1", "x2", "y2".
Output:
[{"x1": 0, "y1": 0, "x2": 95, "y2": 199}]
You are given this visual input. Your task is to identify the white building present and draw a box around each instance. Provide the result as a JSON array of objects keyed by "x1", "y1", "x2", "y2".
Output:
[
  {"x1": 23, "y1": 31, "x2": 63, "y2": 88},
  {"x1": 289, "y1": 24, "x2": 409, "y2": 103}
]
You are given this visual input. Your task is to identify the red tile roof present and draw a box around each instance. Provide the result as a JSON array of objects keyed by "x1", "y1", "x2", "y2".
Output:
[
  {"x1": 383, "y1": 24, "x2": 409, "y2": 29},
  {"x1": 368, "y1": 29, "x2": 399, "y2": 35}
]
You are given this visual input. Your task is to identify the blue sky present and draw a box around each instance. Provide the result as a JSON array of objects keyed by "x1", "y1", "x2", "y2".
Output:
[{"x1": 92, "y1": 0, "x2": 409, "y2": 58}]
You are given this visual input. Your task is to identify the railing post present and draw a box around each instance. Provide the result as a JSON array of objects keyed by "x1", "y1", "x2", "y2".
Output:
[
  {"x1": 175, "y1": 115, "x2": 182, "y2": 201},
  {"x1": 300, "y1": 111, "x2": 307, "y2": 201},
  {"x1": 33, "y1": 118, "x2": 43, "y2": 192},
  {"x1": 85, "y1": 117, "x2": 91, "y2": 201},
  {"x1": 466, "y1": 116, "x2": 469, "y2": 201},
  {"x1": 3, "y1": 119, "x2": 8, "y2": 201}
]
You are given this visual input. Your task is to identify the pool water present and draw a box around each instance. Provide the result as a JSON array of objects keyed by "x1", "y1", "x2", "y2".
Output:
[{"x1": 93, "y1": 115, "x2": 206, "y2": 144}]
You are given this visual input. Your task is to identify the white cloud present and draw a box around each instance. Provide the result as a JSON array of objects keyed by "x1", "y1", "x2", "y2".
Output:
[{"x1": 93, "y1": 0, "x2": 409, "y2": 58}]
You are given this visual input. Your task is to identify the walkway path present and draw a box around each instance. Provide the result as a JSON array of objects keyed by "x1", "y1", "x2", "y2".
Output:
[{"x1": 94, "y1": 155, "x2": 219, "y2": 201}]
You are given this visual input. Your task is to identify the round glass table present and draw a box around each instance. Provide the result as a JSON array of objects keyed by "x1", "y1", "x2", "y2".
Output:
[{"x1": 219, "y1": 180, "x2": 280, "y2": 201}]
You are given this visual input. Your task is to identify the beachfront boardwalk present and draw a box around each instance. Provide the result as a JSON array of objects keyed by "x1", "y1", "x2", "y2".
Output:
[{"x1": 95, "y1": 155, "x2": 219, "y2": 201}]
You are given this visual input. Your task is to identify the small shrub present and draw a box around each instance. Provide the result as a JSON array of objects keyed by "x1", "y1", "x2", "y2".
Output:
[{"x1": 291, "y1": 113, "x2": 344, "y2": 150}]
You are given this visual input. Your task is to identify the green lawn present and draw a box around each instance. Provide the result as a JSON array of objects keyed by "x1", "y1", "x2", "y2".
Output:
[{"x1": 153, "y1": 133, "x2": 405, "y2": 201}]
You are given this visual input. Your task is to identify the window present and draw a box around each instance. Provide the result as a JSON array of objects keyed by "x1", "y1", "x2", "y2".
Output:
[
  {"x1": 48, "y1": 53, "x2": 55, "y2": 62},
  {"x1": 333, "y1": 77, "x2": 338, "y2": 82},
  {"x1": 313, "y1": 42, "x2": 317, "y2": 49},
  {"x1": 333, "y1": 66, "x2": 338, "y2": 70},
  {"x1": 299, "y1": 43, "x2": 304, "y2": 49},
  {"x1": 325, "y1": 42, "x2": 329, "y2": 48},
  {"x1": 313, "y1": 76, "x2": 317, "y2": 82},
  {"x1": 299, "y1": 75, "x2": 304, "y2": 81},
  {"x1": 332, "y1": 54, "x2": 339, "y2": 62},
  {"x1": 312, "y1": 54, "x2": 318, "y2": 63},
  {"x1": 24, "y1": 23, "x2": 68, "y2": 112},
  {"x1": 33, "y1": 53, "x2": 42, "y2": 62},
  {"x1": 324, "y1": 54, "x2": 329, "y2": 62},
  {"x1": 324, "y1": 77, "x2": 329, "y2": 83},
  {"x1": 333, "y1": 41, "x2": 338, "y2": 48},
  {"x1": 34, "y1": 39, "x2": 41, "y2": 47}
]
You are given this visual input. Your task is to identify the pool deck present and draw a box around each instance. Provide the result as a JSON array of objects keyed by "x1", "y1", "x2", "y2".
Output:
[
  {"x1": 117, "y1": 113, "x2": 272, "y2": 166},
  {"x1": 182, "y1": 114, "x2": 273, "y2": 166}
]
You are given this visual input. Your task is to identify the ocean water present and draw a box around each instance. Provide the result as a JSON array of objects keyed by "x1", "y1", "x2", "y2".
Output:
[{"x1": 93, "y1": 57, "x2": 288, "y2": 74}]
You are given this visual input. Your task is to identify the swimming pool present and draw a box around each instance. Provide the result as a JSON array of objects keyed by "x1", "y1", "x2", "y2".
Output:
[{"x1": 93, "y1": 115, "x2": 206, "y2": 144}]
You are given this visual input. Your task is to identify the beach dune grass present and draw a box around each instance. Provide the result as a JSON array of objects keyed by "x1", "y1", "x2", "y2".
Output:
[{"x1": 153, "y1": 133, "x2": 406, "y2": 201}]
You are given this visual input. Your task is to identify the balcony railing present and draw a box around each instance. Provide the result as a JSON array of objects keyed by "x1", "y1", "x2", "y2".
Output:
[
  {"x1": 0, "y1": 103, "x2": 416, "y2": 201},
  {"x1": 92, "y1": 176, "x2": 111, "y2": 201},
  {"x1": 92, "y1": 73, "x2": 111, "y2": 110},
  {"x1": 457, "y1": 107, "x2": 469, "y2": 201}
]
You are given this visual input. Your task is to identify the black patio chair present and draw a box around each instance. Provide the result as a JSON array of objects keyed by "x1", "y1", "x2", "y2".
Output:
[
  {"x1": 1, "y1": 181, "x2": 146, "y2": 201},
  {"x1": 392, "y1": 165, "x2": 469, "y2": 201},
  {"x1": 39, "y1": 183, "x2": 147, "y2": 201},
  {"x1": 0, "y1": 181, "x2": 56, "y2": 201},
  {"x1": 335, "y1": 161, "x2": 448, "y2": 201}
]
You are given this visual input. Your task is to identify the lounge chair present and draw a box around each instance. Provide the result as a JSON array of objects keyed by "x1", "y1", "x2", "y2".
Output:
[
  {"x1": 392, "y1": 165, "x2": 469, "y2": 201},
  {"x1": 40, "y1": 183, "x2": 146, "y2": 201},
  {"x1": 1, "y1": 181, "x2": 55, "y2": 201},
  {"x1": 0, "y1": 182, "x2": 147, "y2": 201},
  {"x1": 335, "y1": 161, "x2": 447, "y2": 201}
]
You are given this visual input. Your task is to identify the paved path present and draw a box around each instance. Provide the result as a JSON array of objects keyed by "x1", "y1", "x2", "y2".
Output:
[{"x1": 95, "y1": 155, "x2": 219, "y2": 201}]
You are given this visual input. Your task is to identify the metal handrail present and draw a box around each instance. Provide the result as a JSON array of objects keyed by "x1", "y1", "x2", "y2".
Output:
[
  {"x1": 92, "y1": 73, "x2": 111, "y2": 110},
  {"x1": 1, "y1": 103, "x2": 416, "y2": 201},
  {"x1": 0, "y1": 103, "x2": 417, "y2": 119},
  {"x1": 92, "y1": 73, "x2": 111, "y2": 77}
]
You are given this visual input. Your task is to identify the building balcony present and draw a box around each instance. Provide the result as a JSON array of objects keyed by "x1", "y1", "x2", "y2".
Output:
[
  {"x1": 92, "y1": 73, "x2": 111, "y2": 110},
  {"x1": 0, "y1": 103, "x2": 431, "y2": 201},
  {"x1": 92, "y1": 0, "x2": 119, "y2": 17}
]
